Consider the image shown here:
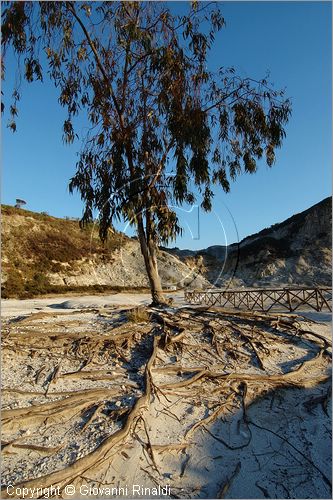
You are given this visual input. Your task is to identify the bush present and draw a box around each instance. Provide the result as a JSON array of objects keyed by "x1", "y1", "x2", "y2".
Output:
[
  {"x1": 25, "y1": 272, "x2": 52, "y2": 295},
  {"x1": 126, "y1": 307, "x2": 151, "y2": 323},
  {"x1": 241, "y1": 236, "x2": 291, "y2": 260},
  {"x1": 50, "y1": 262, "x2": 63, "y2": 273},
  {"x1": 2, "y1": 269, "x2": 25, "y2": 298}
]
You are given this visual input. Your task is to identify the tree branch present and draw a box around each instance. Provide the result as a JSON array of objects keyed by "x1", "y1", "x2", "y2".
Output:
[{"x1": 67, "y1": 2, "x2": 124, "y2": 128}]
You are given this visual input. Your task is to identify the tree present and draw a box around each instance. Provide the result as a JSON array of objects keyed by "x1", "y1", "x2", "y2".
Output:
[
  {"x1": 15, "y1": 198, "x2": 27, "y2": 209},
  {"x1": 2, "y1": 1, "x2": 291, "y2": 305}
]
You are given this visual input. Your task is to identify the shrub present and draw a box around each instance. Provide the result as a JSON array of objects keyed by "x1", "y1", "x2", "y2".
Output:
[
  {"x1": 25, "y1": 272, "x2": 52, "y2": 295},
  {"x1": 50, "y1": 262, "x2": 63, "y2": 273},
  {"x1": 126, "y1": 307, "x2": 151, "y2": 323},
  {"x1": 2, "y1": 269, "x2": 25, "y2": 298}
]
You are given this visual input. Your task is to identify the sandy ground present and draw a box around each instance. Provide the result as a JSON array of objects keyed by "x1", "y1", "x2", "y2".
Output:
[
  {"x1": 1, "y1": 295, "x2": 332, "y2": 499},
  {"x1": 1, "y1": 293, "x2": 164, "y2": 318},
  {"x1": 1, "y1": 292, "x2": 331, "y2": 322}
]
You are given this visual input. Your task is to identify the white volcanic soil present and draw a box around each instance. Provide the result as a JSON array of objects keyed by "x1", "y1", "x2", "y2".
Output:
[{"x1": 1, "y1": 293, "x2": 331, "y2": 499}]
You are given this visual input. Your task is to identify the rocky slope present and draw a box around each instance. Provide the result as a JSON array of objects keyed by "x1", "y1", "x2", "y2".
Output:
[
  {"x1": 2, "y1": 197, "x2": 331, "y2": 297},
  {"x1": 1, "y1": 206, "x2": 207, "y2": 298},
  {"x1": 166, "y1": 197, "x2": 332, "y2": 287}
]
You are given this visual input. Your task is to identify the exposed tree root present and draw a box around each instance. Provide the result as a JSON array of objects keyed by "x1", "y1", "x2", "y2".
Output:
[
  {"x1": 204, "y1": 424, "x2": 252, "y2": 451},
  {"x1": 2, "y1": 389, "x2": 119, "y2": 433},
  {"x1": 1, "y1": 336, "x2": 160, "y2": 498},
  {"x1": 59, "y1": 370, "x2": 128, "y2": 381},
  {"x1": 2, "y1": 306, "x2": 331, "y2": 498},
  {"x1": 2, "y1": 441, "x2": 63, "y2": 455},
  {"x1": 217, "y1": 461, "x2": 241, "y2": 498},
  {"x1": 151, "y1": 443, "x2": 188, "y2": 453},
  {"x1": 2, "y1": 388, "x2": 122, "y2": 398},
  {"x1": 158, "y1": 349, "x2": 328, "y2": 392},
  {"x1": 185, "y1": 393, "x2": 236, "y2": 438},
  {"x1": 233, "y1": 328, "x2": 266, "y2": 370}
]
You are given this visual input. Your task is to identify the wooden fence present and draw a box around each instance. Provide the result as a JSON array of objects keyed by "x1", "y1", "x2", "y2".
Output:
[{"x1": 185, "y1": 287, "x2": 332, "y2": 313}]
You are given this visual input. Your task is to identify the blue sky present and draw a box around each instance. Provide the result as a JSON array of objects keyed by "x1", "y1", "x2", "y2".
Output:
[{"x1": 2, "y1": 1, "x2": 332, "y2": 250}]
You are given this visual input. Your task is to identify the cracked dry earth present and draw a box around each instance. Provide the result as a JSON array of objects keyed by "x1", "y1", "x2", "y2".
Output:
[{"x1": 1, "y1": 304, "x2": 332, "y2": 499}]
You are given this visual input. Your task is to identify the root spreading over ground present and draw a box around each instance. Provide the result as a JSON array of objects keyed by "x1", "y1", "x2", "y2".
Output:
[{"x1": 1, "y1": 305, "x2": 331, "y2": 498}]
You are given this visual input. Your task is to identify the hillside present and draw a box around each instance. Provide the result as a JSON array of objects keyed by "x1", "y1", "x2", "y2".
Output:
[
  {"x1": 166, "y1": 197, "x2": 332, "y2": 287},
  {"x1": 1, "y1": 205, "x2": 207, "y2": 298},
  {"x1": 2, "y1": 198, "x2": 331, "y2": 298}
]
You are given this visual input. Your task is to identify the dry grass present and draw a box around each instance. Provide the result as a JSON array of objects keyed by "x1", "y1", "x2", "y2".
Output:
[
  {"x1": 184, "y1": 255, "x2": 207, "y2": 273},
  {"x1": 126, "y1": 307, "x2": 151, "y2": 323},
  {"x1": 1, "y1": 205, "x2": 128, "y2": 298}
]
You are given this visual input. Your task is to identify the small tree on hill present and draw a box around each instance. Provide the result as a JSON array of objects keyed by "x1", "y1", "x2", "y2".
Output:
[
  {"x1": 2, "y1": 1, "x2": 291, "y2": 305},
  {"x1": 15, "y1": 198, "x2": 27, "y2": 209}
]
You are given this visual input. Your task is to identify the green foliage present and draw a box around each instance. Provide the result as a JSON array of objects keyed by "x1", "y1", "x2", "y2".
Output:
[
  {"x1": 2, "y1": 277, "x2": 151, "y2": 299},
  {"x1": 242, "y1": 236, "x2": 292, "y2": 260},
  {"x1": 25, "y1": 229, "x2": 92, "y2": 263},
  {"x1": 2, "y1": 3, "x2": 291, "y2": 301},
  {"x1": 2, "y1": 2, "x2": 291, "y2": 249},
  {"x1": 25, "y1": 272, "x2": 51, "y2": 295},
  {"x1": 1, "y1": 204, "x2": 53, "y2": 220},
  {"x1": 1, "y1": 205, "x2": 128, "y2": 297},
  {"x1": 2, "y1": 269, "x2": 25, "y2": 298},
  {"x1": 49, "y1": 262, "x2": 63, "y2": 273}
]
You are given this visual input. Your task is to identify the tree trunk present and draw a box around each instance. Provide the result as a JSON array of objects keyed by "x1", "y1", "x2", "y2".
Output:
[{"x1": 137, "y1": 218, "x2": 167, "y2": 306}]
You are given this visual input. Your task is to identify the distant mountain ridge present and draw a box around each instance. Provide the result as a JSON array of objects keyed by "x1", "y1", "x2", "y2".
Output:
[{"x1": 165, "y1": 197, "x2": 332, "y2": 287}]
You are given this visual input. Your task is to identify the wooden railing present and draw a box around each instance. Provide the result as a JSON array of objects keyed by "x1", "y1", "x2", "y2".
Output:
[{"x1": 184, "y1": 287, "x2": 332, "y2": 313}]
